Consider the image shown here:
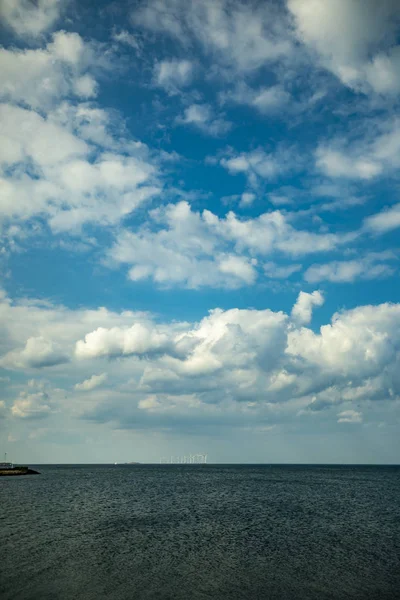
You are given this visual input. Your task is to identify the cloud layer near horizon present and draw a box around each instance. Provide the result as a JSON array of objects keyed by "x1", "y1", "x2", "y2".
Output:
[{"x1": 1, "y1": 289, "x2": 399, "y2": 437}]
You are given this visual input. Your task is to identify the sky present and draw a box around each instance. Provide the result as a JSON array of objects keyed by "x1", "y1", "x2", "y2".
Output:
[{"x1": 0, "y1": 0, "x2": 400, "y2": 464}]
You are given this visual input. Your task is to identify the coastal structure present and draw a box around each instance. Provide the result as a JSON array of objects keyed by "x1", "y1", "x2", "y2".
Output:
[
  {"x1": 0, "y1": 452, "x2": 13, "y2": 469},
  {"x1": 0, "y1": 452, "x2": 40, "y2": 476}
]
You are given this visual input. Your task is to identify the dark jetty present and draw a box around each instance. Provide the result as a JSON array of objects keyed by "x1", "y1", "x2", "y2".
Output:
[{"x1": 0, "y1": 466, "x2": 40, "y2": 476}]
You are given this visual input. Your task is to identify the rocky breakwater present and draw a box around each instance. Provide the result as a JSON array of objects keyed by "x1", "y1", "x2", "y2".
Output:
[{"x1": 0, "y1": 466, "x2": 40, "y2": 476}]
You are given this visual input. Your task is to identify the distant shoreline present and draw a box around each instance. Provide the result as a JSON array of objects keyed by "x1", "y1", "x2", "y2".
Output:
[{"x1": 15, "y1": 463, "x2": 400, "y2": 467}]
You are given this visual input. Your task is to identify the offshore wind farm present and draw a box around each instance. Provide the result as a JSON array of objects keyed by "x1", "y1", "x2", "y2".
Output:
[{"x1": 159, "y1": 454, "x2": 208, "y2": 464}]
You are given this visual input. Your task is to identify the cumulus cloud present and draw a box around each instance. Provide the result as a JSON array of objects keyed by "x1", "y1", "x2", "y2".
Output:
[
  {"x1": 75, "y1": 373, "x2": 108, "y2": 391},
  {"x1": 291, "y1": 290, "x2": 324, "y2": 325},
  {"x1": 107, "y1": 201, "x2": 343, "y2": 288},
  {"x1": 49, "y1": 102, "x2": 126, "y2": 150},
  {"x1": 0, "y1": 0, "x2": 64, "y2": 37},
  {"x1": 132, "y1": 0, "x2": 292, "y2": 74},
  {"x1": 1, "y1": 0, "x2": 400, "y2": 449},
  {"x1": 71, "y1": 292, "x2": 400, "y2": 428},
  {"x1": 222, "y1": 82, "x2": 290, "y2": 114},
  {"x1": 108, "y1": 201, "x2": 243, "y2": 289},
  {"x1": 218, "y1": 255, "x2": 257, "y2": 285},
  {"x1": 315, "y1": 120, "x2": 400, "y2": 181},
  {"x1": 0, "y1": 336, "x2": 68, "y2": 370},
  {"x1": 0, "y1": 401, "x2": 7, "y2": 419},
  {"x1": 177, "y1": 104, "x2": 231, "y2": 136},
  {"x1": 0, "y1": 103, "x2": 160, "y2": 231},
  {"x1": 304, "y1": 253, "x2": 396, "y2": 283},
  {"x1": 112, "y1": 30, "x2": 141, "y2": 51},
  {"x1": 75, "y1": 324, "x2": 171, "y2": 359},
  {"x1": 205, "y1": 206, "x2": 342, "y2": 257},
  {"x1": 11, "y1": 391, "x2": 52, "y2": 419},
  {"x1": 0, "y1": 291, "x2": 153, "y2": 371},
  {"x1": 239, "y1": 193, "x2": 256, "y2": 208},
  {"x1": 337, "y1": 409, "x2": 363, "y2": 424},
  {"x1": 287, "y1": 302, "x2": 400, "y2": 383},
  {"x1": 220, "y1": 147, "x2": 298, "y2": 187},
  {"x1": 364, "y1": 203, "x2": 400, "y2": 235},
  {"x1": 0, "y1": 103, "x2": 88, "y2": 168},
  {"x1": 73, "y1": 74, "x2": 98, "y2": 98},
  {"x1": 0, "y1": 27, "x2": 159, "y2": 238},
  {"x1": 76, "y1": 305, "x2": 289, "y2": 385},
  {"x1": 1, "y1": 289, "x2": 400, "y2": 433},
  {"x1": 288, "y1": 0, "x2": 400, "y2": 95},
  {"x1": 0, "y1": 31, "x2": 145, "y2": 236},
  {"x1": 221, "y1": 149, "x2": 278, "y2": 181},
  {"x1": 316, "y1": 148, "x2": 382, "y2": 180},
  {"x1": 134, "y1": 0, "x2": 400, "y2": 99},
  {"x1": 0, "y1": 31, "x2": 100, "y2": 110},
  {"x1": 264, "y1": 262, "x2": 302, "y2": 279},
  {"x1": 154, "y1": 59, "x2": 194, "y2": 92}
]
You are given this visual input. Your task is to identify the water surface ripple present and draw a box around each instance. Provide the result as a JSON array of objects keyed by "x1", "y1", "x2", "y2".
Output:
[{"x1": 1, "y1": 464, "x2": 399, "y2": 599}]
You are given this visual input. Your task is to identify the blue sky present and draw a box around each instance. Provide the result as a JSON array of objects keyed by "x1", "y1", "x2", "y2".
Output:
[{"x1": 0, "y1": 0, "x2": 400, "y2": 463}]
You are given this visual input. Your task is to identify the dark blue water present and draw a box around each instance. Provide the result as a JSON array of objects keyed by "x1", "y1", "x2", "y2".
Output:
[{"x1": 1, "y1": 465, "x2": 400, "y2": 600}]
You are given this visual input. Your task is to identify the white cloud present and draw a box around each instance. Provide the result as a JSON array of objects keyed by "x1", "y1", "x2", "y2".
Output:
[
  {"x1": 73, "y1": 74, "x2": 98, "y2": 98},
  {"x1": 315, "y1": 120, "x2": 400, "y2": 181},
  {"x1": 77, "y1": 304, "x2": 289, "y2": 383},
  {"x1": 109, "y1": 204, "x2": 255, "y2": 289},
  {"x1": 221, "y1": 150, "x2": 277, "y2": 177},
  {"x1": 288, "y1": 0, "x2": 400, "y2": 94},
  {"x1": 268, "y1": 193, "x2": 294, "y2": 207},
  {"x1": 220, "y1": 148, "x2": 295, "y2": 187},
  {"x1": 75, "y1": 324, "x2": 171, "y2": 359},
  {"x1": 316, "y1": 148, "x2": 382, "y2": 180},
  {"x1": 287, "y1": 302, "x2": 400, "y2": 381},
  {"x1": 112, "y1": 30, "x2": 141, "y2": 51},
  {"x1": 337, "y1": 409, "x2": 363, "y2": 423},
  {"x1": 0, "y1": 103, "x2": 160, "y2": 231},
  {"x1": 312, "y1": 191, "x2": 367, "y2": 214},
  {"x1": 205, "y1": 207, "x2": 341, "y2": 257},
  {"x1": 1, "y1": 0, "x2": 399, "y2": 447},
  {"x1": 222, "y1": 82, "x2": 290, "y2": 114},
  {"x1": 28, "y1": 428, "x2": 49, "y2": 440},
  {"x1": 239, "y1": 193, "x2": 256, "y2": 208},
  {"x1": 0, "y1": 31, "x2": 99, "y2": 110},
  {"x1": 0, "y1": 401, "x2": 7, "y2": 418},
  {"x1": 264, "y1": 262, "x2": 302, "y2": 279},
  {"x1": 0, "y1": 0, "x2": 64, "y2": 37},
  {"x1": 364, "y1": 203, "x2": 400, "y2": 235},
  {"x1": 251, "y1": 85, "x2": 290, "y2": 113},
  {"x1": 71, "y1": 291, "x2": 400, "y2": 423},
  {"x1": 75, "y1": 373, "x2": 108, "y2": 391},
  {"x1": 305, "y1": 253, "x2": 396, "y2": 283},
  {"x1": 1, "y1": 289, "x2": 400, "y2": 433},
  {"x1": 133, "y1": 0, "x2": 292, "y2": 74},
  {"x1": 177, "y1": 104, "x2": 231, "y2": 136},
  {"x1": 108, "y1": 201, "x2": 343, "y2": 289},
  {"x1": 218, "y1": 255, "x2": 257, "y2": 285},
  {"x1": 0, "y1": 336, "x2": 68, "y2": 370},
  {"x1": 0, "y1": 103, "x2": 88, "y2": 168},
  {"x1": 0, "y1": 291, "x2": 154, "y2": 371},
  {"x1": 48, "y1": 102, "x2": 135, "y2": 151},
  {"x1": 154, "y1": 59, "x2": 194, "y2": 92},
  {"x1": 291, "y1": 290, "x2": 324, "y2": 325},
  {"x1": 48, "y1": 153, "x2": 158, "y2": 232},
  {"x1": 11, "y1": 392, "x2": 52, "y2": 419}
]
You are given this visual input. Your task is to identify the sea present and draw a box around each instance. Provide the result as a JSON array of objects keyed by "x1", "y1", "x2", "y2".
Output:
[{"x1": 1, "y1": 464, "x2": 400, "y2": 600}]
